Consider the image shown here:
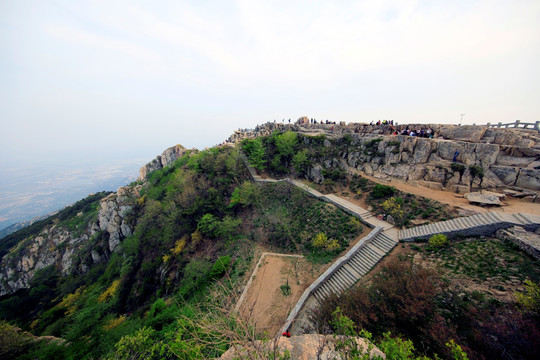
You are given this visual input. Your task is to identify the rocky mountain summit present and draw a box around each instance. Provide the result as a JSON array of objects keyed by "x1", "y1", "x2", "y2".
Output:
[
  {"x1": 230, "y1": 122, "x2": 540, "y2": 193},
  {"x1": 138, "y1": 144, "x2": 187, "y2": 181}
]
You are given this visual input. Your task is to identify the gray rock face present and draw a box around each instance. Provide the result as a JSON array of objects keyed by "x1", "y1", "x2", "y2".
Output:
[
  {"x1": 308, "y1": 165, "x2": 324, "y2": 184},
  {"x1": 0, "y1": 224, "x2": 92, "y2": 296},
  {"x1": 411, "y1": 138, "x2": 434, "y2": 163},
  {"x1": 516, "y1": 169, "x2": 540, "y2": 190},
  {"x1": 440, "y1": 125, "x2": 486, "y2": 142},
  {"x1": 97, "y1": 185, "x2": 140, "y2": 252},
  {"x1": 138, "y1": 144, "x2": 187, "y2": 181},
  {"x1": 0, "y1": 184, "x2": 141, "y2": 296}
]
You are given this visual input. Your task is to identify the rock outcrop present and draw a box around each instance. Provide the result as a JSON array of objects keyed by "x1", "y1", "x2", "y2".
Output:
[
  {"x1": 138, "y1": 144, "x2": 187, "y2": 180},
  {"x1": 230, "y1": 122, "x2": 540, "y2": 193},
  {"x1": 0, "y1": 186, "x2": 140, "y2": 296},
  {"x1": 219, "y1": 334, "x2": 385, "y2": 360},
  {"x1": 98, "y1": 185, "x2": 140, "y2": 252},
  {"x1": 1, "y1": 141, "x2": 190, "y2": 296}
]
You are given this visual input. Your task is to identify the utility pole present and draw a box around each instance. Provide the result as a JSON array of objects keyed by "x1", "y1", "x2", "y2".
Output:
[{"x1": 460, "y1": 113, "x2": 465, "y2": 126}]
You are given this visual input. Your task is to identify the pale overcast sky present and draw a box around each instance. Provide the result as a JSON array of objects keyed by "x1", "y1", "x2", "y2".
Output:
[{"x1": 1, "y1": 0, "x2": 539, "y2": 165}]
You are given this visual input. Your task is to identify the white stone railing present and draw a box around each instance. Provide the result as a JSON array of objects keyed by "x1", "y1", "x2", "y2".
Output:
[{"x1": 482, "y1": 120, "x2": 539, "y2": 132}]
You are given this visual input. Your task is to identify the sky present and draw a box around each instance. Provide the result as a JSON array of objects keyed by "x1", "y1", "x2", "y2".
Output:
[{"x1": 1, "y1": 0, "x2": 539, "y2": 165}]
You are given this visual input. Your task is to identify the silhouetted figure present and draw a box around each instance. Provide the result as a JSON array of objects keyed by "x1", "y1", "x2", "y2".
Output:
[{"x1": 453, "y1": 150, "x2": 459, "y2": 162}]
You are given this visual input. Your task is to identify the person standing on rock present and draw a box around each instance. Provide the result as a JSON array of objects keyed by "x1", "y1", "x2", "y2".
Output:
[{"x1": 453, "y1": 149, "x2": 459, "y2": 162}]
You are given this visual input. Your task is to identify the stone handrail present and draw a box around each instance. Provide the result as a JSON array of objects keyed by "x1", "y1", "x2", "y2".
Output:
[{"x1": 484, "y1": 120, "x2": 540, "y2": 132}]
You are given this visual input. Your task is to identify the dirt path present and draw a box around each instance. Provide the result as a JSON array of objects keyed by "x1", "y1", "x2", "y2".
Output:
[
  {"x1": 239, "y1": 255, "x2": 319, "y2": 336},
  {"x1": 360, "y1": 173, "x2": 540, "y2": 215}
]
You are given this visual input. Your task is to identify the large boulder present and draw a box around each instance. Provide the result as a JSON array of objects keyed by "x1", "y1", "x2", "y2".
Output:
[
  {"x1": 308, "y1": 165, "x2": 324, "y2": 184},
  {"x1": 475, "y1": 143, "x2": 499, "y2": 167},
  {"x1": 516, "y1": 169, "x2": 540, "y2": 190},
  {"x1": 97, "y1": 186, "x2": 140, "y2": 252},
  {"x1": 219, "y1": 334, "x2": 385, "y2": 360},
  {"x1": 411, "y1": 138, "x2": 434, "y2": 163},
  {"x1": 490, "y1": 165, "x2": 519, "y2": 185},
  {"x1": 439, "y1": 125, "x2": 486, "y2": 142},
  {"x1": 464, "y1": 192, "x2": 503, "y2": 205},
  {"x1": 437, "y1": 141, "x2": 476, "y2": 165}
]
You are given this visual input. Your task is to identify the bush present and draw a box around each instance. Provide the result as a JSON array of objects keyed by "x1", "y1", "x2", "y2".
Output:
[
  {"x1": 210, "y1": 256, "x2": 232, "y2": 278},
  {"x1": 516, "y1": 280, "x2": 540, "y2": 313},
  {"x1": 451, "y1": 163, "x2": 466, "y2": 174},
  {"x1": 292, "y1": 149, "x2": 311, "y2": 174},
  {"x1": 312, "y1": 232, "x2": 328, "y2": 249},
  {"x1": 370, "y1": 184, "x2": 396, "y2": 199},
  {"x1": 275, "y1": 131, "x2": 298, "y2": 158},
  {"x1": 241, "y1": 138, "x2": 266, "y2": 170},
  {"x1": 381, "y1": 197, "x2": 405, "y2": 221},
  {"x1": 469, "y1": 165, "x2": 484, "y2": 179},
  {"x1": 229, "y1": 182, "x2": 258, "y2": 208},
  {"x1": 104, "y1": 327, "x2": 170, "y2": 360},
  {"x1": 428, "y1": 234, "x2": 448, "y2": 248}
]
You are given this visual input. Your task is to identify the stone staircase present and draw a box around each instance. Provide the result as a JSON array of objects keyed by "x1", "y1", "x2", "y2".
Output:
[
  {"x1": 399, "y1": 212, "x2": 540, "y2": 242},
  {"x1": 322, "y1": 194, "x2": 373, "y2": 220},
  {"x1": 312, "y1": 231, "x2": 396, "y2": 303}
]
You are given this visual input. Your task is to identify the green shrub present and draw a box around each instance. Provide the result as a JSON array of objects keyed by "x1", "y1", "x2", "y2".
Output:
[
  {"x1": 280, "y1": 284, "x2": 291, "y2": 296},
  {"x1": 451, "y1": 163, "x2": 466, "y2": 174},
  {"x1": 469, "y1": 165, "x2": 484, "y2": 179},
  {"x1": 148, "y1": 298, "x2": 167, "y2": 318},
  {"x1": 229, "y1": 182, "x2": 258, "y2": 208},
  {"x1": 515, "y1": 279, "x2": 540, "y2": 313},
  {"x1": 275, "y1": 131, "x2": 298, "y2": 158},
  {"x1": 104, "y1": 327, "x2": 170, "y2": 360},
  {"x1": 292, "y1": 149, "x2": 311, "y2": 174},
  {"x1": 210, "y1": 256, "x2": 232, "y2": 278},
  {"x1": 429, "y1": 234, "x2": 448, "y2": 248},
  {"x1": 312, "y1": 232, "x2": 328, "y2": 249},
  {"x1": 241, "y1": 138, "x2": 266, "y2": 170},
  {"x1": 370, "y1": 184, "x2": 396, "y2": 199}
]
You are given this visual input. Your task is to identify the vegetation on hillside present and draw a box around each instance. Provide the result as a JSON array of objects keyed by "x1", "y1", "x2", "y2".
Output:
[
  {"x1": 242, "y1": 131, "x2": 453, "y2": 228},
  {"x1": 0, "y1": 192, "x2": 111, "y2": 259},
  {"x1": 0, "y1": 145, "x2": 365, "y2": 359},
  {"x1": 312, "y1": 239, "x2": 540, "y2": 360},
  {"x1": 1, "y1": 134, "x2": 538, "y2": 359}
]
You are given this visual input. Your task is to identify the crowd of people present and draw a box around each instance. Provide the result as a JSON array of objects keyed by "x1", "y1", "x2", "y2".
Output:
[{"x1": 399, "y1": 125, "x2": 435, "y2": 138}]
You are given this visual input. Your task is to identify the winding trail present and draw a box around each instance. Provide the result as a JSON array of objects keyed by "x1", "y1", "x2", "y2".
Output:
[{"x1": 239, "y1": 154, "x2": 540, "y2": 336}]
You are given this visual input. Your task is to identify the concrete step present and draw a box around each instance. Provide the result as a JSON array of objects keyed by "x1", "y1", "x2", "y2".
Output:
[
  {"x1": 329, "y1": 275, "x2": 347, "y2": 293},
  {"x1": 313, "y1": 290, "x2": 325, "y2": 304},
  {"x1": 317, "y1": 284, "x2": 330, "y2": 299},
  {"x1": 349, "y1": 256, "x2": 370, "y2": 273},
  {"x1": 373, "y1": 235, "x2": 395, "y2": 251},
  {"x1": 334, "y1": 268, "x2": 353, "y2": 288},
  {"x1": 322, "y1": 281, "x2": 338, "y2": 296},
  {"x1": 343, "y1": 263, "x2": 363, "y2": 279},
  {"x1": 349, "y1": 255, "x2": 371, "y2": 273},
  {"x1": 362, "y1": 246, "x2": 381, "y2": 262}
]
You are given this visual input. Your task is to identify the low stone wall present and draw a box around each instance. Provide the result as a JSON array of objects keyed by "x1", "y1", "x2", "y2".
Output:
[{"x1": 496, "y1": 227, "x2": 540, "y2": 260}]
